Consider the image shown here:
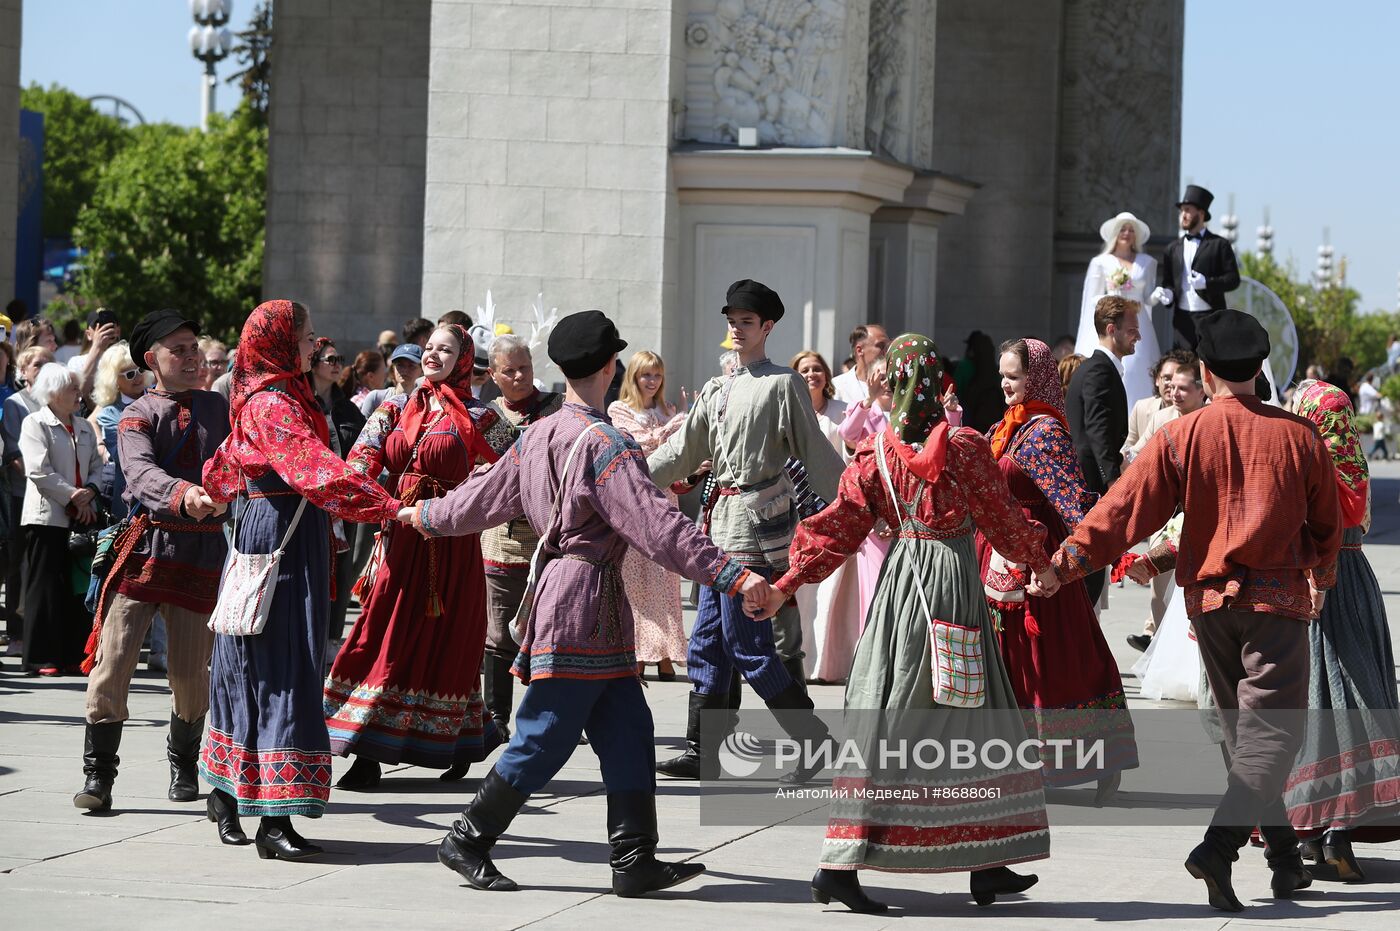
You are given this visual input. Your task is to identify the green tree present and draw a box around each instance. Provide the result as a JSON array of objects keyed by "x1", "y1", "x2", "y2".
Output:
[
  {"x1": 71, "y1": 107, "x2": 267, "y2": 341},
  {"x1": 227, "y1": 0, "x2": 274, "y2": 128},
  {"x1": 19, "y1": 83, "x2": 131, "y2": 236},
  {"x1": 1239, "y1": 252, "x2": 1369, "y2": 377}
]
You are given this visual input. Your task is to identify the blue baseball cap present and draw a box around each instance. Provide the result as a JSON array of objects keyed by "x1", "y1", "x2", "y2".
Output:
[{"x1": 388, "y1": 343, "x2": 423, "y2": 365}]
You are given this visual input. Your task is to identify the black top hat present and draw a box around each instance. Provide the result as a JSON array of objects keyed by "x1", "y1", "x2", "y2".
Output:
[{"x1": 1177, "y1": 185, "x2": 1214, "y2": 222}]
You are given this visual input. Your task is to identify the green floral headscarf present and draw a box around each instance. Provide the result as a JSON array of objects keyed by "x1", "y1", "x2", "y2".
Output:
[{"x1": 885, "y1": 333, "x2": 946, "y2": 445}]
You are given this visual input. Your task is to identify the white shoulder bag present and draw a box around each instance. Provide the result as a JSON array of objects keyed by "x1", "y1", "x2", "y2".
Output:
[{"x1": 208, "y1": 492, "x2": 310, "y2": 636}]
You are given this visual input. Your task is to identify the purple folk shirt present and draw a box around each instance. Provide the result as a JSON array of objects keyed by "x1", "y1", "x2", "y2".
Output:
[{"x1": 421, "y1": 403, "x2": 747, "y2": 681}]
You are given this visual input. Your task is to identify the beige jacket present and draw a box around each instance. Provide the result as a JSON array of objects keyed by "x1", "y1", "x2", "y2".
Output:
[{"x1": 20, "y1": 406, "x2": 103, "y2": 528}]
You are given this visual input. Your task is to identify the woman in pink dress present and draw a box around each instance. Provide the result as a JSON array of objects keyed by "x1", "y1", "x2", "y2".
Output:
[
  {"x1": 607, "y1": 351, "x2": 690, "y2": 679},
  {"x1": 836, "y1": 360, "x2": 895, "y2": 632},
  {"x1": 789, "y1": 351, "x2": 860, "y2": 683}
]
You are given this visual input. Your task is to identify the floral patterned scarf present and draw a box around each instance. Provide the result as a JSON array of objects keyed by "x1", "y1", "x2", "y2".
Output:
[
  {"x1": 397, "y1": 324, "x2": 499, "y2": 467},
  {"x1": 882, "y1": 333, "x2": 950, "y2": 483},
  {"x1": 988, "y1": 338, "x2": 1068, "y2": 460},
  {"x1": 229, "y1": 299, "x2": 329, "y2": 447},
  {"x1": 1292, "y1": 379, "x2": 1370, "y2": 531}
]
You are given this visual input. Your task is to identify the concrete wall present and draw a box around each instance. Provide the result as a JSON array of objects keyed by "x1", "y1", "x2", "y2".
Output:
[
  {"x1": 262, "y1": 0, "x2": 431, "y2": 348},
  {"x1": 421, "y1": 0, "x2": 679, "y2": 367},
  {"x1": 0, "y1": 0, "x2": 19, "y2": 310},
  {"x1": 930, "y1": 0, "x2": 1065, "y2": 350}
]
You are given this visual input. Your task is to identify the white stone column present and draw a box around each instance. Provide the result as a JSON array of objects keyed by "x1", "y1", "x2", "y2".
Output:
[
  {"x1": 0, "y1": 0, "x2": 19, "y2": 310},
  {"x1": 868, "y1": 173, "x2": 977, "y2": 339},
  {"x1": 262, "y1": 0, "x2": 432, "y2": 349},
  {"x1": 672, "y1": 147, "x2": 912, "y2": 388},
  {"x1": 422, "y1": 0, "x2": 682, "y2": 370}
]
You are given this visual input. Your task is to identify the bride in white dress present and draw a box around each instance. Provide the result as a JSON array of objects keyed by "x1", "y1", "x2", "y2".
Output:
[{"x1": 1074, "y1": 212, "x2": 1161, "y2": 410}]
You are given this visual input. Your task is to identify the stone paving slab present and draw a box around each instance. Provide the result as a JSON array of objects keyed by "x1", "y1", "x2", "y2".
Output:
[{"x1": 3, "y1": 465, "x2": 1399, "y2": 929}]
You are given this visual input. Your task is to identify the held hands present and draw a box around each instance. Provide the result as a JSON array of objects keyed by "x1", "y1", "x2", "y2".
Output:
[
  {"x1": 1125, "y1": 559, "x2": 1156, "y2": 586},
  {"x1": 1150, "y1": 286, "x2": 1173, "y2": 306},
  {"x1": 1026, "y1": 565, "x2": 1060, "y2": 598},
  {"x1": 738, "y1": 572, "x2": 774, "y2": 618},
  {"x1": 182, "y1": 485, "x2": 224, "y2": 520},
  {"x1": 748, "y1": 582, "x2": 788, "y2": 621},
  {"x1": 397, "y1": 503, "x2": 431, "y2": 537}
]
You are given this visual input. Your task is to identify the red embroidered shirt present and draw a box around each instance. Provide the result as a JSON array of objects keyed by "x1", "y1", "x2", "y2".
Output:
[
  {"x1": 1051, "y1": 395, "x2": 1342, "y2": 621},
  {"x1": 776, "y1": 428, "x2": 1050, "y2": 595}
]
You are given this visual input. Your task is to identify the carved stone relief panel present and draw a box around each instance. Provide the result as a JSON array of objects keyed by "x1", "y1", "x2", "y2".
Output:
[
  {"x1": 1055, "y1": 0, "x2": 1184, "y2": 236},
  {"x1": 682, "y1": 0, "x2": 871, "y2": 148},
  {"x1": 864, "y1": 0, "x2": 937, "y2": 169}
]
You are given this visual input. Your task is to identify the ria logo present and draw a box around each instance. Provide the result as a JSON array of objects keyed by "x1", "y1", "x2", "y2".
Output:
[{"x1": 717, "y1": 731, "x2": 764, "y2": 778}]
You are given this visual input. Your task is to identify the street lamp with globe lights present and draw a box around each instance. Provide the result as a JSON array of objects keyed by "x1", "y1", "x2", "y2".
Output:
[{"x1": 188, "y1": 0, "x2": 234, "y2": 131}]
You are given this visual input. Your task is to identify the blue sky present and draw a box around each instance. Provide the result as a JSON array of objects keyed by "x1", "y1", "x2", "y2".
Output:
[{"x1": 18, "y1": 0, "x2": 1399, "y2": 313}]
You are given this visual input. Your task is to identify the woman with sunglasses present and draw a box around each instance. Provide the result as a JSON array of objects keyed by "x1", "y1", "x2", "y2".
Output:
[{"x1": 90, "y1": 342, "x2": 149, "y2": 520}]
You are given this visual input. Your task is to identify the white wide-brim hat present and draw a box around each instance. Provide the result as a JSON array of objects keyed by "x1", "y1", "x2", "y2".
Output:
[{"x1": 1099, "y1": 212, "x2": 1151, "y2": 250}]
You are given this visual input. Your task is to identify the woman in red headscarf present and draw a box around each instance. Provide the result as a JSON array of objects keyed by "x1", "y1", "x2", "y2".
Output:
[
  {"x1": 324, "y1": 324, "x2": 515, "y2": 789},
  {"x1": 199, "y1": 301, "x2": 402, "y2": 861},
  {"x1": 977, "y1": 337, "x2": 1137, "y2": 800}
]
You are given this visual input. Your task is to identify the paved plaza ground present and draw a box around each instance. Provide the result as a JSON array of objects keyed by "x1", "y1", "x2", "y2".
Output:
[{"x1": 4, "y1": 464, "x2": 1400, "y2": 929}]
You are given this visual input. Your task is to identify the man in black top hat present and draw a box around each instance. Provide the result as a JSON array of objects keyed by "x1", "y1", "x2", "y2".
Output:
[{"x1": 1152, "y1": 185, "x2": 1241, "y2": 350}]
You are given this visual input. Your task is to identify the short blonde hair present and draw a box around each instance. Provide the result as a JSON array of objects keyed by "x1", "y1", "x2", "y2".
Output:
[
  {"x1": 789, "y1": 351, "x2": 835, "y2": 400},
  {"x1": 93, "y1": 341, "x2": 138, "y2": 409},
  {"x1": 618, "y1": 350, "x2": 667, "y2": 412}
]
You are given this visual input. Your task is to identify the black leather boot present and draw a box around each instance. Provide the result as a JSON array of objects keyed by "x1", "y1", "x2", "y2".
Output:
[
  {"x1": 1262, "y1": 823, "x2": 1313, "y2": 898},
  {"x1": 437, "y1": 768, "x2": 528, "y2": 891},
  {"x1": 607, "y1": 791, "x2": 705, "y2": 897},
  {"x1": 811, "y1": 868, "x2": 887, "y2": 913},
  {"x1": 1322, "y1": 827, "x2": 1365, "y2": 882},
  {"x1": 484, "y1": 653, "x2": 514, "y2": 742},
  {"x1": 970, "y1": 866, "x2": 1040, "y2": 906},
  {"x1": 657, "y1": 691, "x2": 727, "y2": 780},
  {"x1": 782, "y1": 656, "x2": 808, "y2": 692},
  {"x1": 1184, "y1": 825, "x2": 1251, "y2": 912},
  {"x1": 206, "y1": 787, "x2": 249, "y2": 845},
  {"x1": 167, "y1": 713, "x2": 204, "y2": 802},
  {"x1": 255, "y1": 815, "x2": 323, "y2": 860},
  {"x1": 766, "y1": 682, "x2": 834, "y2": 785},
  {"x1": 73, "y1": 722, "x2": 123, "y2": 812}
]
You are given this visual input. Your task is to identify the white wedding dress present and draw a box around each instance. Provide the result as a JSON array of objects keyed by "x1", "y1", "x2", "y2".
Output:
[
  {"x1": 1131, "y1": 580, "x2": 1200, "y2": 703},
  {"x1": 1074, "y1": 252, "x2": 1161, "y2": 411}
]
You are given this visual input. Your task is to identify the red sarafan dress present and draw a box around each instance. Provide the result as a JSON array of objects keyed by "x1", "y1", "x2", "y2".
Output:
[
  {"x1": 324, "y1": 329, "x2": 515, "y2": 769},
  {"x1": 977, "y1": 339, "x2": 1137, "y2": 787}
]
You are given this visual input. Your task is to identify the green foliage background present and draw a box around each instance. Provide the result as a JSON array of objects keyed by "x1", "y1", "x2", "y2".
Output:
[{"x1": 71, "y1": 109, "x2": 267, "y2": 343}]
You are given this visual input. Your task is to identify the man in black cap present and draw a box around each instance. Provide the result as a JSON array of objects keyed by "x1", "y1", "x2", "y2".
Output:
[
  {"x1": 400, "y1": 309, "x2": 772, "y2": 897},
  {"x1": 647, "y1": 279, "x2": 845, "y2": 783},
  {"x1": 1040, "y1": 309, "x2": 1342, "y2": 912},
  {"x1": 1152, "y1": 185, "x2": 1241, "y2": 349},
  {"x1": 74, "y1": 309, "x2": 233, "y2": 820}
]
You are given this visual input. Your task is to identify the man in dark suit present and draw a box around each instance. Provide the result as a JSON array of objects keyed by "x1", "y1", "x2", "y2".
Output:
[
  {"x1": 1151, "y1": 185, "x2": 1240, "y2": 350},
  {"x1": 1066, "y1": 295, "x2": 1140, "y2": 603}
]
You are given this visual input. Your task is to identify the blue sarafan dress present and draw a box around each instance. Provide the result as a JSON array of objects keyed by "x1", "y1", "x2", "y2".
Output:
[{"x1": 198, "y1": 302, "x2": 400, "y2": 817}]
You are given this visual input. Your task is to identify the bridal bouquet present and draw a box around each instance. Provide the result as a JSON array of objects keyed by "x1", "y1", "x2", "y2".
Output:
[{"x1": 1107, "y1": 267, "x2": 1133, "y2": 293}]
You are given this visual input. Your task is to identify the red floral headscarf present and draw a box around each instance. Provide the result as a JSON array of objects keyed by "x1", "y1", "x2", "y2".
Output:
[
  {"x1": 397, "y1": 324, "x2": 499, "y2": 465},
  {"x1": 1292, "y1": 379, "x2": 1370, "y2": 531},
  {"x1": 229, "y1": 299, "x2": 329, "y2": 446},
  {"x1": 988, "y1": 338, "x2": 1069, "y2": 459}
]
